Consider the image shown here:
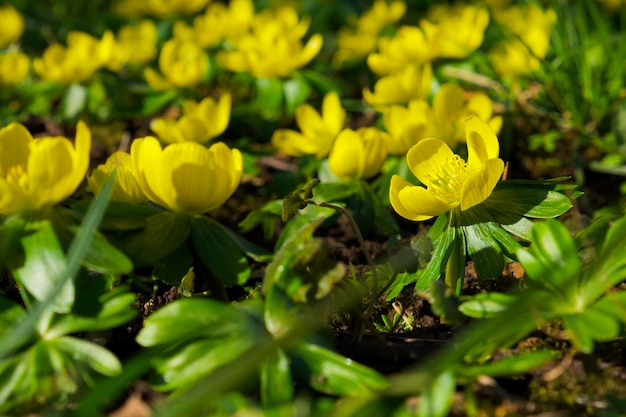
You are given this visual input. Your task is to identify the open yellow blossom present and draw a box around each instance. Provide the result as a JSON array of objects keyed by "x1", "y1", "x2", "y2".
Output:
[
  {"x1": 367, "y1": 26, "x2": 431, "y2": 75},
  {"x1": 145, "y1": 39, "x2": 208, "y2": 91},
  {"x1": 363, "y1": 64, "x2": 432, "y2": 108},
  {"x1": 112, "y1": 20, "x2": 158, "y2": 67},
  {"x1": 173, "y1": 0, "x2": 254, "y2": 49},
  {"x1": 271, "y1": 91, "x2": 345, "y2": 159},
  {"x1": 131, "y1": 137, "x2": 242, "y2": 215},
  {"x1": 328, "y1": 127, "x2": 388, "y2": 180},
  {"x1": 382, "y1": 99, "x2": 434, "y2": 155},
  {"x1": 390, "y1": 116, "x2": 504, "y2": 221},
  {"x1": 0, "y1": 122, "x2": 91, "y2": 214},
  {"x1": 150, "y1": 94, "x2": 231, "y2": 144},
  {"x1": 431, "y1": 84, "x2": 502, "y2": 146},
  {"x1": 34, "y1": 31, "x2": 116, "y2": 83},
  {"x1": 421, "y1": 4, "x2": 489, "y2": 59},
  {"x1": 216, "y1": 6, "x2": 322, "y2": 78},
  {"x1": 0, "y1": 4, "x2": 24, "y2": 48},
  {"x1": 334, "y1": 0, "x2": 406, "y2": 64},
  {"x1": 88, "y1": 152, "x2": 147, "y2": 204},
  {"x1": 0, "y1": 51, "x2": 30, "y2": 85}
]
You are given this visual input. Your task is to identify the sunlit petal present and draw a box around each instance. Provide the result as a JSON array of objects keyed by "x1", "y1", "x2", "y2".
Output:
[
  {"x1": 406, "y1": 138, "x2": 454, "y2": 187},
  {"x1": 0, "y1": 123, "x2": 31, "y2": 176},
  {"x1": 328, "y1": 129, "x2": 364, "y2": 179},
  {"x1": 28, "y1": 138, "x2": 76, "y2": 209},
  {"x1": 466, "y1": 116, "x2": 499, "y2": 168},
  {"x1": 321, "y1": 91, "x2": 345, "y2": 136},
  {"x1": 460, "y1": 158, "x2": 504, "y2": 210},
  {"x1": 390, "y1": 175, "x2": 453, "y2": 221}
]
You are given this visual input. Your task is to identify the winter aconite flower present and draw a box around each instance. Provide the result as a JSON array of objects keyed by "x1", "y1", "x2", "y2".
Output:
[
  {"x1": 88, "y1": 152, "x2": 148, "y2": 204},
  {"x1": 131, "y1": 137, "x2": 242, "y2": 215},
  {"x1": 328, "y1": 127, "x2": 388, "y2": 180},
  {"x1": 363, "y1": 64, "x2": 433, "y2": 108},
  {"x1": 0, "y1": 51, "x2": 30, "y2": 86},
  {"x1": 390, "y1": 116, "x2": 504, "y2": 221},
  {"x1": 145, "y1": 39, "x2": 208, "y2": 91},
  {"x1": 151, "y1": 94, "x2": 231, "y2": 144},
  {"x1": 0, "y1": 122, "x2": 91, "y2": 214},
  {"x1": 382, "y1": 99, "x2": 434, "y2": 155},
  {"x1": 0, "y1": 4, "x2": 25, "y2": 48},
  {"x1": 271, "y1": 91, "x2": 345, "y2": 159}
]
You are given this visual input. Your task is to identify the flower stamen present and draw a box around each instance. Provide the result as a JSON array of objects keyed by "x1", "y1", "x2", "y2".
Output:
[{"x1": 426, "y1": 154, "x2": 468, "y2": 205}]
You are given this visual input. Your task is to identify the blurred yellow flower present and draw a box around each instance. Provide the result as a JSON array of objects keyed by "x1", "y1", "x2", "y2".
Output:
[
  {"x1": 431, "y1": 84, "x2": 502, "y2": 146},
  {"x1": 363, "y1": 64, "x2": 432, "y2": 108},
  {"x1": 216, "y1": 6, "x2": 323, "y2": 78},
  {"x1": 131, "y1": 137, "x2": 242, "y2": 214},
  {"x1": 33, "y1": 30, "x2": 116, "y2": 83},
  {"x1": 489, "y1": 3, "x2": 555, "y2": 77},
  {"x1": 367, "y1": 26, "x2": 431, "y2": 75},
  {"x1": 421, "y1": 4, "x2": 489, "y2": 59},
  {"x1": 382, "y1": 99, "x2": 434, "y2": 155},
  {"x1": 145, "y1": 39, "x2": 209, "y2": 90},
  {"x1": 390, "y1": 117, "x2": 504, "y2": 221},
  {"x1": 0, "y1": 121, "x2": 91, "y2": 214},
  {"x1": 328, "y1": 127, "x2": 388, "y2": 180},
  {"x1": 334, "y1": 0, "x2": 406, "y2": 64},
  {"x1": 0, "y1": 50, "x2": 30, "y2": 85},
  {"x1": 0, "y1": 5, "x2": 25, "y2": 48},
  {"x1": 112, "y1": 0, "x2": 210, "y2": 18},
  {"x1": 88, "y1": 152, "x2": 148, "y2": 204},
  {"x1": 271, "y1": 91, "x2": 345, "y2": 159},
  {"x1": 173, "y1": 0, "x2": 255, "y2": 49},
  {"x1": 112, "y1": 20, "x2": 158, "y2": 67},
  {"x1": 151, "y1": 94, "x2": 231, "y2": 144}
]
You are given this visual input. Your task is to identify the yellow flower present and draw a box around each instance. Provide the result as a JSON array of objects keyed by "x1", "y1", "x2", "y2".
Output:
[
  {"x1": 0, "y1": 5, "x2": 25, "y2": 48},
  {"x1": 367, "y1": 26, "x2": 431, "y2": 75},
  {"x1": 173, "y1": 0, "x2": 255, "y2": 49},
  {"x1": 271, "y1": 91, "x2": 345, "y2": 159},
  {"x1": 334, "y1": 0, "x2": 406, "y2": 64},
  {"x1": 33, "y1": 31, "x2": 116, "y2": 83},
  {"x1": 131, "y1": 137, "x2": 242, "y2": 215},
  {"x1": 421, "y1": 4, "x2": 489, "y2": 59},
  {"x1": 0, "y1": 121, "x2": 91, "y2": 214},
  {"x1": 363, "y1": 64, "x2": 432, "y2": 108},
  {"x1": 112, "y1": 20, "x2": 158, "y2": 67},
  {"x1": 145, "y1": 39, "x2": 209, "y2": 91},
  {"x1": 382, "y1": 99, "x2": 434, "y2": 155},
  {"x1": 88, "y1": 152, "x2": 148, "y2": 204},
  {"x1": 0, "y1": 50, "x2": 30, "y2": 85},
  {"x1": 431, "y1": 84, "x2": 502, "y2": 146},
  {"x1": 390, "y1": 116, "x2": 504, "y2": 221},
  {"x1": 150, "y1": 94, "x2": 231, "y2": 144},
  {"x1": 488, "y1": 39, "x2": 542, "y2": 77},
  {"x1": 112, "y1": 0, "x2": 210, "y2": 18},
  {"x1": 216, "y1": 6, "x2": 323, "y2": 78},
  {"x1": 328, "y1": 127, "x2": 388, "y2": 180}
]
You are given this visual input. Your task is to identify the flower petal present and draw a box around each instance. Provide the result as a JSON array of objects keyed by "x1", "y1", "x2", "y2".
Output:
[
  {"x1": 460, "y1": 157, "x2": 504, "y2": 210},
  {"x1": 132, "y1": 136, "x2": 170, "y2": 209},
  {"x1": 406, "y1": 138, "x2": 454, "y2": 187},
  {"x1": 328, "y1": 129, "x2": 364, "y2": 180},
  {"x1": 466, "y1": 116, "x2": 500, "y2": 168},
  {"x1": 271, "y1": 129, "x2": 319, "y2": 157},
  {"x1": 321, "y1": 91, "x2": 345, "y2": 136},
  {"x1": 390, "y1": 175, "x2": 454, "y2": 221},
  {"x1": 0, "y1": 123, "x2": 31, "y2": 177},
  {"x1": 28, "y1": 137, "x2": 77, "y2": 209}
]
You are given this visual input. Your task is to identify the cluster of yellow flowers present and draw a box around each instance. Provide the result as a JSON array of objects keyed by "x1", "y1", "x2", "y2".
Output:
[
  {"x1": 0, "y1": 5, "x2": 29, "y2": 86},
  {"x1": 0, "y1": 122, "x2": 242, "y2": 217}
]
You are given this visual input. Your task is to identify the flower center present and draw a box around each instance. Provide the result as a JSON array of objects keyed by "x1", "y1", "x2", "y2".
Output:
[
  {"x1": 6, "y1": 164, "x2": 29, "y2": 189},
  {"x1": 425, "y1": 154, "x2": 468, "y2": 205}
]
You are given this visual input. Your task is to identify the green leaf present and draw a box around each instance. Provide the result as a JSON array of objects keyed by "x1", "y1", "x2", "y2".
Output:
[
  {"x1": 291, "y1": 342, "x2": 388, "y2": 396},
  {"x1": 456, "y1": 350, "x2": 556, "y2": 378},
  {"x1": 13, "y1": 220, "x2": 73, "y2": 313},
  {"x1": 115, "y1": 211, "x2": 191, "y2": 265},
  {"x1": 260, "y1": 348, "x2": 293, "y2": 406},
  {"x1": 462, "y1": 222, "x2": 504, "y2": 279},
  {"x1": 152, "y1": 244, "x2": 194, "y2": 286},
  {"x1": 191, "y1": 216, "x2": 250, "y2": 286},
  {"x1": 82, "y1": 231, "x2": 133, "y2": 275},
  {"x1": 516, "y1": 219, "x2": 580, "y2": 301},
  {"x1": 459, "y1": 292, "x2": 517, "y2": 318},
  {"x1": 415, "y1": 224, "x2": 456, "y2": 291},
  {"x1": 562, "y1": 308, "x2": 621, "y2": 354},
  {"x1": 417, "y1": 371, "x2": 455, "y2": 417},
  {"x1": 265, "y1": 285, "x2": 302, "y2": 338},
  {"x1": 55, "y1": 336, "x2": 121, "y2": 376},
  {"x1": 485, "y1": 181, "x2": 573, "y2": 219},
  {"x1": 61, "y1": 83, "x2": 87, "y2": 119},
  {"x1": 141, "y1": 89, "x2": 179, "y2": 116},
  {"x1": 254, "y1": 77, "x2": 284, "y2": 119},
  {"x1": 0, "y1": 297, "x2": 25, "y2": 339},
  {"x1": 283, "y1": 72, "x2": 311, "y2": 115}
]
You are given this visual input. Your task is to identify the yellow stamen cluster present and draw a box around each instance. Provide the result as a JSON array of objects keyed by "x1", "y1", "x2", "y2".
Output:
[{"x1": 426, "y1": 155, "x2": 467, "y2": 205}]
